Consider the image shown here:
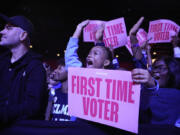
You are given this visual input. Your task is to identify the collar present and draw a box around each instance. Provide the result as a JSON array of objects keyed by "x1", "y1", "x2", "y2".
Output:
[
  {"x1": 1, "y1": 50, "x2": 42, "y2": 70},
  {"x1": 53, "y1": 82, "x2": 62, "y2": 89}
]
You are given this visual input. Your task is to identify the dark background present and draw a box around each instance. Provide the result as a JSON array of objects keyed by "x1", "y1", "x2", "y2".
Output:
[{"x1": 0, "y1": 0, "x2": 180, "y2": 68}]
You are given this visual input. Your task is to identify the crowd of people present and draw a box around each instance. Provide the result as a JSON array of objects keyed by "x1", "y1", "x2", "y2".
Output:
[{"x1": 0, "y1": 13, "x2": 180, "y2": 135}]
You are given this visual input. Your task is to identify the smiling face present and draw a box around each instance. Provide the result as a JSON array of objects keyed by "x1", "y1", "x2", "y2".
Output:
[
  {"x1": 86, "y1": 46, "x2": 110, "y2": 69},
  {"x1": 152, "y1": 59, "x2": 169, "y2": 87},
  {"x1": 0, "y1": 24, "x2": 23, "y2": 48}
]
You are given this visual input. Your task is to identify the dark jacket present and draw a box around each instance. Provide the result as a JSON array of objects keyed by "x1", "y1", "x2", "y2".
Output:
[
  {"x1": 0, "y1": 50, "x2": 48, "y2": 125},
  {"x1": 140, "y1": 88, "x2": 180, "y2": 125}
]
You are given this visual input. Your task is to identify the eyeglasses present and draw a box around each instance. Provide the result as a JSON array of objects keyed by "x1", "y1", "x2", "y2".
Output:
[{"x1": 152, "y1": 65, "x2": 168, "y2": 72}]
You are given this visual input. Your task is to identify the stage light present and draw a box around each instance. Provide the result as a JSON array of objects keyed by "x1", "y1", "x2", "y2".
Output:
[
  {"x1": 152, "y1": 59, "x2": 156, "y2": 63},
  {"x1": 29, "y1": 45, "x2": 33, "y2": 48}
]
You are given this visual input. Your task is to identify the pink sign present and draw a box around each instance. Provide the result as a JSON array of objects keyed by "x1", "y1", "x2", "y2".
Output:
[
  {"x1": 103, "y1": 17, "x2": 128, "y2": 49},
  {"x1": 148, "y1": 19, "x2": 180, "y2": 43},
  {"x1": 68, "y1": 67, "x2": 141, "y2": 133},
  {"x1": 83, "y1": 18, "x2": 128, "y2": 49},
  {"x1": 125, "y1": 28, "x2": 147, "y2": 56},
  {"x1": 136, "y1": 28, "x2": 148, "y2": 46},
  {"x1": 125, "y1": 36, "x2": 133, "y2": 56},
  {"x1": 83, "y1": 20, "x2": 106, "y2": 42}
]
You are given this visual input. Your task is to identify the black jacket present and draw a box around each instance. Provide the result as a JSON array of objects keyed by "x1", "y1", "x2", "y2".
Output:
[{"x1": 0, "y1": 50, "x2": 48, "y2": 125}]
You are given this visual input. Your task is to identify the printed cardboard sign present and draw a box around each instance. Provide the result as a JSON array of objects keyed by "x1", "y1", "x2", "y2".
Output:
[
  {"x1": 68, "y1": 67, "x2": 141, "y2": 133},
  {"x1": 136, "y1": 28, "x2": 148, "y2": 47},
  {"x1": 148, "y1": 19, "x2": 180, "y2": 43},
  {"x1": 83, "y1": 20, "x2": 105, "y2": 42},
  {"x1": 125, "y1": 28, "x2": 147, "y2": 56},
  {"x1": 125, "y1": 36, "x2": 133, "y2": 56},
  {"x1": 103, "y1": 17, "x2": 128, "y2": 49},
  {"x1": 83, "y1": 18, "x2": 128, "y2": 49}
]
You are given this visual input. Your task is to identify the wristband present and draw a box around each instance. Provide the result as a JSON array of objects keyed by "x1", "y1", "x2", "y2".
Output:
[
  {"x1": 132, "y1": 43, "x2": 139, "y2": 48},
  {"x1": 95, "y1": 42, "x2": 105, "y2": 46}
]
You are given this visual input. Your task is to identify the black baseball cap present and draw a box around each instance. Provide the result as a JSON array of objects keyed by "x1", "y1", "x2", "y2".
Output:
[{"x1": 0, "y1": 13, "x2": 34, "y2": 39}]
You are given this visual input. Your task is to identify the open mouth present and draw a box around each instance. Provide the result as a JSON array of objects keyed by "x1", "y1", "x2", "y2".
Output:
[
  {"x1": 153, "y1": 75, "x2": 160, "y2": 80},
  {"x1": 153, "y1": 74, "x2": 160, "y2": 80},
  {"x1": 86, "y1": 59, "x2": 93, "y2": 67}
]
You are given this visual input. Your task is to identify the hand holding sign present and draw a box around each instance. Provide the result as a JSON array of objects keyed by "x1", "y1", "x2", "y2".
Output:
[
  {"x1": 95, "y1": 23, "x2": 105, "y2": 43},
  {"x1": 77, "y1": 20, "x2": 90, "y2": 29},
  {"x1": 73, "y1": 20, "x2": 89, "y2": 38},
  {"x1": 68, "y1": 67, "x2": 141, "y2": 133},
  {"x1": 83, "y1": 18, "x2": 128, "y2": 49},
  {"x1": 83, "y1": 20, "x2": 105, "y2": 42},
  {"x1": 136, "y1": 28, "x2": 148, "y2": 48},
  {"x1": 131, "y1": 68, "x2": 155, "y2": 87},
  {"x1": 129, "y1": 17, "x2": 144, "y2": 60}
]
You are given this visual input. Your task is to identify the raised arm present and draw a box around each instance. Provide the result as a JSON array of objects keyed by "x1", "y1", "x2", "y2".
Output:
[
  {"x1": 129, "y1": 17, "x2": 144, "y2": 60},
  {"x1": 65, "y1": 20, "x2": 89, "y2": 69}
]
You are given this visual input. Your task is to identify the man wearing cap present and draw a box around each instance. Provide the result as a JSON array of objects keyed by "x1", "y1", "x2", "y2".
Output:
[{"x1": 0, "y1": 14, "x2": 47, "y2": 127}]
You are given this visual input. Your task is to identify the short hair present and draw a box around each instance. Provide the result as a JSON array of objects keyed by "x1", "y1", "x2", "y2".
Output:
[{"x1": 96, "y1": 45, "x2": 113, "y2": 69}]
